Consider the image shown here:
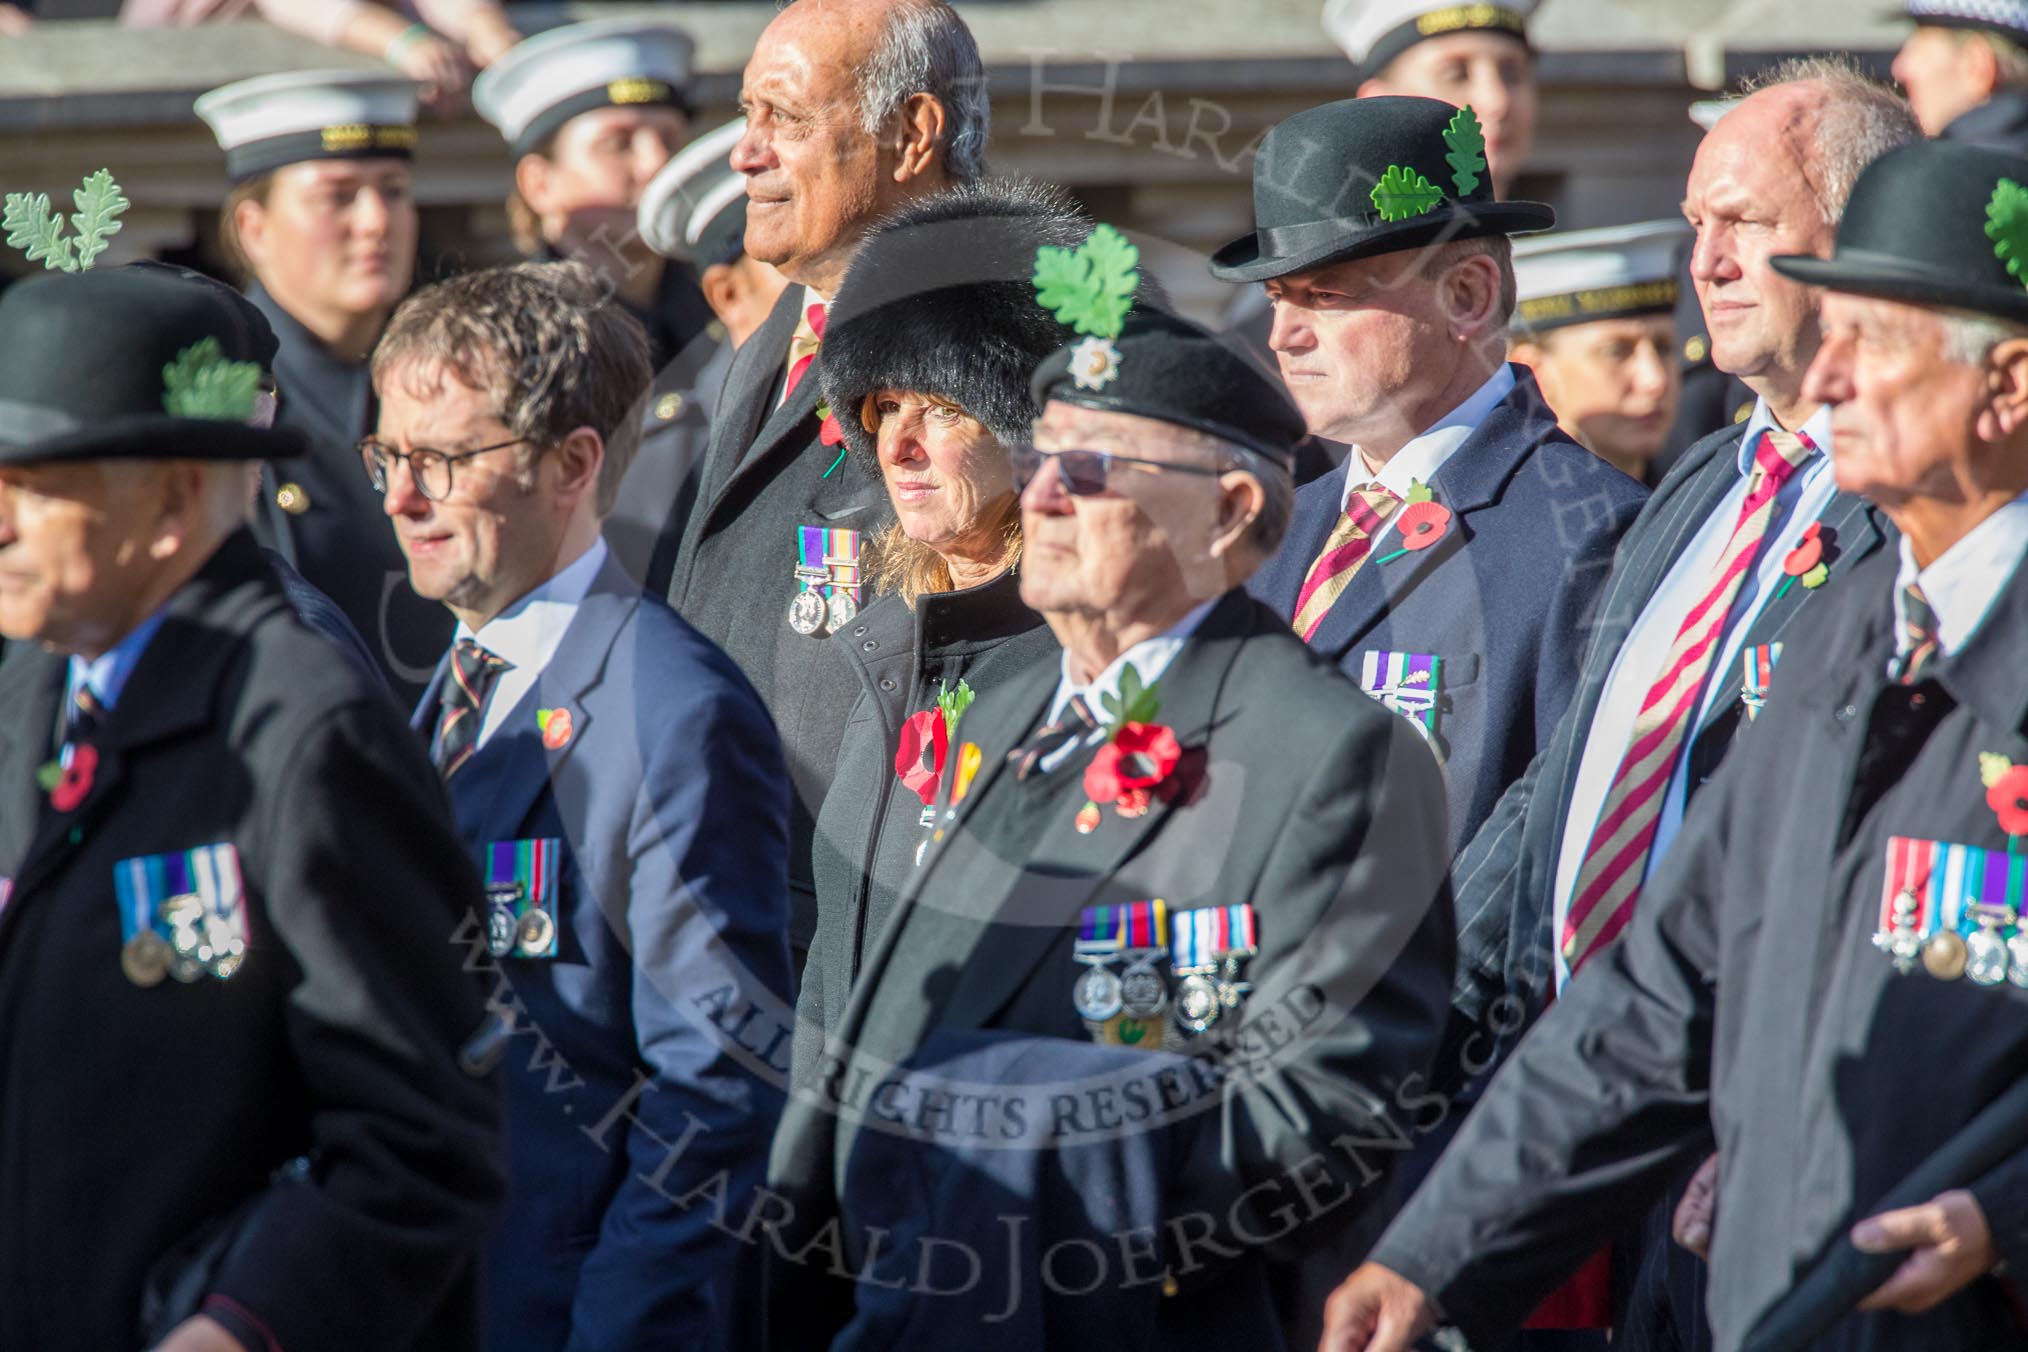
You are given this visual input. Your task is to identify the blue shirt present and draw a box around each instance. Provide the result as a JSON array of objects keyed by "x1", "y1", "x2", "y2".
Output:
[
  {"x1": 64, "y1": 609, "x2": 167, "y2": 732},
  {"x1": 1551, "y1": 399, "x2": 1838, "y2": 989}
]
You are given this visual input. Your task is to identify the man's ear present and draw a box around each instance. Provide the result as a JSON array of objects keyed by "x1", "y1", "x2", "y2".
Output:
[
  {"x1": 233, "y1": 195, "x2": 270, "y2": 272},
  {"x1": 1207, "y1": 469, "x2": 1265, "y2": 560},
  {"x1": 893, "y1": 93, "x2": 948, "y2": 182},
  {"x1": 1979, "y1": 336, "x2": 2028, "y2": 440},
  {"x1": 146, "y1": 463, "x2": 205, "y2": 563},
  {"x1": 551, "y1": 425, "x2": 606, "y2": 503},
  {"x1": 1441, "y1": 254, "x2": 1503, "y2": 343}
]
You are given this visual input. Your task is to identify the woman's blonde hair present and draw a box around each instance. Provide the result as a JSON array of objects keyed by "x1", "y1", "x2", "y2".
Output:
[{"x1": 866, "y1": 506, "x2": 1023, "y2": 608}]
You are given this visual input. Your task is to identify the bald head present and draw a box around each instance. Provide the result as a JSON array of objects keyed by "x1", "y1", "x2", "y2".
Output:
[
  {"x1": 733, "y1": 0, "x2": 986, "y2": 295},
  {"x1": 1682, "y1": 65, "x2": 1917, "y2": 420}
]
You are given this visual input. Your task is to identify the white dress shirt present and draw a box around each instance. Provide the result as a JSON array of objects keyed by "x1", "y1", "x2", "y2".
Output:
[
  {"x1": 458, "y1": 537, "x2": 608, "y2": 749},
  {"x1": 1041, "y1": 599, "x2": 1218, "y2": 770},
  {"x1": 1551, "y1": 400, "x2": 1838, "y2": 990},
  {"x1": 1337, "y1": 365, "x2": 1516, "y2": 546},
  {"x1": 1890, "y1": 488, "x2": 2028, "y2": 671}
]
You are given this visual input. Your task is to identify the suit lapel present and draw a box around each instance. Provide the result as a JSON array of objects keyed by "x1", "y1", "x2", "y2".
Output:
[
  {"x1": 448, "y1": 564, "x2": 634, "y2": 845},
  {"x1": 0, "y1": 651, "x2": 64, "y2": 885},
  {"x1": 694, "y1": 290, "x2": 819, "y2": 527},
  {"x1": 903, "y1": 592, "x2": 1259, "y2": 1035},
  {"x1": 1307, "y1": 378, "x2": 1544, "y2": 659}
]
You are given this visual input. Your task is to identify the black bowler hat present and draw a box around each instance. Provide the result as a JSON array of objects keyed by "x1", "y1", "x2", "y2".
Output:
[
  {"x1": 1770, "y1": 141, "x2": 2028, "y2": 325},
  {"x1": 1210, "y1": 96, "x2": 1554, "y2": 284},
  {"x1": 1031, "y1": 310, "x2": 1308, "y2": 468},
  {"x1": 0, "y1": 265, "x2": 308, "y2": 467}
]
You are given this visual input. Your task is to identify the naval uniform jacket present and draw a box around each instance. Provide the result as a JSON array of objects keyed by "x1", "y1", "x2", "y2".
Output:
[
  {"x1": 245, "y1": 283, "x2": 454, "y2": 705},
  {"x1": 1248, "y1": 368, "x2": 1649, "y2": 854},
  {"x1": 614, "y1": 333, "x2": 731, "y2": 595},
  {"x1": 415, "y1": 555, "x2": 794, "y2": 1352},
  {"x1": 1370, "y1": 542, "x2": 2028, "y2": 1352},
  {"x1": 663, "y1": 285, "x2": 894, "y2": 968},
  {"x1": 799, "y1": 568, "x2": 1058, "y2": 1075},
  {"x1": 764, "y1": 590, "x2": 1456, "y2": 1352},
  {"x1": 1442, "y1": 422, "x2": 1891, "y2": 1099},
  {"x1": 0, "y1": 530, "x2": 502, "y2": 1351}
]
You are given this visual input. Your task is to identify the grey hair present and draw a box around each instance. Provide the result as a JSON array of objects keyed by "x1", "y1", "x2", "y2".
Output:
[
  {"x1": 1939, "y1": 307, "x2": 2028, "y2": 365},
  {"x1": 1740, "y1": 55, "x2": 1921, "y2": 225},
  {"x1": 854, "y1": 0, "x2": 990, "y2": 181}
]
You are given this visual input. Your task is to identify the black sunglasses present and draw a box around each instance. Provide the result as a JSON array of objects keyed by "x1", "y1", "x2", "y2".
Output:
[{"x1": 1009, "y1": 443, "x2": 1226, "y2": 497}]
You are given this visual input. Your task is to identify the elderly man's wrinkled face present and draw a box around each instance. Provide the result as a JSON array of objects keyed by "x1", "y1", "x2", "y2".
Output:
[
  {"x1": 733, "y1": 2, "x2": 894, "y2": 290},
  {"x1": 871, "y1": 388, "x2": 1014, "y2": 556},
  {"x1": 1019, "y1": 402, "x2": 1232, "y2": 624},
  {"x1": 1804, "y1": 291, "x2": 1990, "y2": 509},
  {"x1": 377, "y1": 360, "x2": 588, "y2": 629},
  {"x1": 1683, "y1": 87, "x2": 1837, "y2": 384},
  {"x1": 0, "y1": 461, "x2": 177, "y2": 653}
]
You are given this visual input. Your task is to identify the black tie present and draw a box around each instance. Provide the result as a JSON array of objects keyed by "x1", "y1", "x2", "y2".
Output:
[
  {"x1": 434, "y1": 639, "x2": 511, "y2": 780},
  {"x1": 1008, "y1": 694, "x2": 1101, "y2": 782},
  {"x1": 69, "y1": 683, "x2": 106, "y2": 744}
]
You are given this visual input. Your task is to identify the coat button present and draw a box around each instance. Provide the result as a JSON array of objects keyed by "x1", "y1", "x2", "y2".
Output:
[
  {"x1": 863, "y1": 640, "x2": 878, "y2": 652},
  {"x1": 275, "y1": 482, "x2": 310, "y2": 514},
  {"x1": 879, "y1": 677, "x2": 897, "y2": 692},
  {"x1": 854, "y1": 625, "x2": 868, "y2": 637},
  {"x1": 1837, "y1": 703, "x2": 1857, "y2": 721},
  {"x1": 654, "y1": 392, "x2": 683, "y2": 421}
]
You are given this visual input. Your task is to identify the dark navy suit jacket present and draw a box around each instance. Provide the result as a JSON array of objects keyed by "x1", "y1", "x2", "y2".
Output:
[
  {"x1": 1250, "y1": 368, "x2": 1649, "y2": 853},
  {"x1": 415, "y1": 557, "x2": 796, "y2": 1352}
]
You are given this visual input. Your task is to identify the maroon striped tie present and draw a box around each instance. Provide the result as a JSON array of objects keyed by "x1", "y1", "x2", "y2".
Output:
[
  {"x1": 1292, "y1": 484, "x2": 1402, "y2": 642},
  {"x1": 1561, "y1": 429, "x2": 1814, "y2": 974},
  {"x1": 433, "y1": 639, "x2": 510, "y2": 780}
]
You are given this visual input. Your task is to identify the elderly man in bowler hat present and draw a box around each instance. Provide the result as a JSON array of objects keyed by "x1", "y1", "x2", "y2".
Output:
[
  {"x1": 1322, "y1": 137, "x2": 2028, "y2": 1352},
  {"x1": 1217, "y1": 95, "x2": 1648, "y2": 855},
  {"x1": 0, "y1": 255, "x2": 500, "y2": 1348}
]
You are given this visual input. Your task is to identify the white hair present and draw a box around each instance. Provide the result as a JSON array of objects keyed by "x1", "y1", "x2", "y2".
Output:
[
  {"x1": 1939, "y1": 307, "x2": 2028, "y2": 365},
  {"x1": 855, "y1": 0, "x2": 989, "y2": 181},
  {"x1": 1739, "y1": 55, "x2": 1922, "y2": 225}
]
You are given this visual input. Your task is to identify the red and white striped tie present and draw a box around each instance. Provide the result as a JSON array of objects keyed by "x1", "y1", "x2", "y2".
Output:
[
  {"x1": 1561, "y1": 428, "x2": 1814, "y2": 974},
  {"x1": 1292, "y1": 484, "x2": 1402, "y2": 642}
]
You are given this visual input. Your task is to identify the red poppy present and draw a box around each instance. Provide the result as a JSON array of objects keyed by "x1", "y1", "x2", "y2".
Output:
[
  {"x1": 1784, "y1": 521, "x2": 1825, "y2": 577},
  {"x1": 895, "y1": 708, "x2": 949, "y2": 806},
  {"x1": 820, "y1": 413, "x2": 846, "y2": 447},
  {"x1": 1083, "y1": 722, "x2": 1182, "y2": 806},
  {"x1": 1988, "y1": 764, "x2": 2028, "y2": 837},
  {"x1": 51, "y1": 743, "x2": 96, "y2": 813},
  {"x1": 543, "y1": 709, "x2": 574, "y2": 751},
  {"x1": 1115, "y1": 787, "x2": 1154, "y2": 818},
  {"x1": 1396, "y1": 501, "x2": 1453, "y2": 551}
]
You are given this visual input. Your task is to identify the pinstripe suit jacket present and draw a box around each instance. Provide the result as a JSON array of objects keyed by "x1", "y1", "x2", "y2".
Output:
[{"x1": 1437, "y1": 420, "x2": 1892, "y2": 1100}]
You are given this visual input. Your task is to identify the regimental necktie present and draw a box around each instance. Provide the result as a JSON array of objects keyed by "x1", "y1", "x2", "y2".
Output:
[
  {"x1": 1892, "y1": 581, "x2": 1940, "y2": 685},
  {"x1": 433, "y1": 639, "x2": 511, "y2": 780},
  {"x1": 69, "y1": 683, "x2": 105, "y2": 745},
  {"x1": 1561, "y1": 428, "x2": 1815, "y2": 975},
  {"x1": 1292, "y1": 484, "x2": 1402, "y2": 643},
  {"x1": 780, "y1": 302, "x2": 827, "y2": 406},
  {"x1": 1008, "y1": 694, "x2": 1101, "y2": 782}
]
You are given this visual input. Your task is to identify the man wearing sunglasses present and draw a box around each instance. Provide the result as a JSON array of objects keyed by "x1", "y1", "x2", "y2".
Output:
[
  {"x1": 763, "y1": 310, "x2": 1454, "y2": 1352},
  {"x1": 1215, "y1": 96, "x2": 1649, "y2": 857},
  {"x1": 372, "y1": 260, "x2": 795, "y2": 1352}
]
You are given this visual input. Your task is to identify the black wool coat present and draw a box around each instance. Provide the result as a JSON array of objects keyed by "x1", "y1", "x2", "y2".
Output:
[{"x1": 0, "y1": 531, "x2": 502, "y2": 1351}]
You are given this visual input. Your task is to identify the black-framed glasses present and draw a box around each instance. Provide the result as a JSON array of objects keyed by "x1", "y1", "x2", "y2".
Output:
[
  {"x1": 359, "y1": 435, "x2": 533, "y2": 502},
  {"x1": 1009, "y1": 443, "x2": 1226, "y2": 497}
]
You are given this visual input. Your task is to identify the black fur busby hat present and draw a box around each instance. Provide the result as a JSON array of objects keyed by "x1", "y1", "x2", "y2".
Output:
[{"x1": 821, "y1": 178, "x2": 1147, "y2": 469}]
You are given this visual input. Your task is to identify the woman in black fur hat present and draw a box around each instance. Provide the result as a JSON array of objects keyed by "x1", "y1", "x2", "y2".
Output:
[{"x1": 795, "y1": 178, "x2": 1108, "y2": 1058}]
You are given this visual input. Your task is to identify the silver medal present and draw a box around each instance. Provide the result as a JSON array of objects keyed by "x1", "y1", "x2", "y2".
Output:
[
  {"x1": 826, "y1": 590, "x2": 858, "y2": 632},
  {"x1": 788, "y1": 589, "x2": 828, "y2": 636},
  {"x1": 2010, "y1": 932, "x2": 2028, "y2": 989},
  {"x1": 1175, "y1": 972, "x2": 1222, "y2": 1034},
  {"x1": 1119, "y1": 957, "x2": 1168, "y2": 1019},
  {"x1": 487, "y1": 908, "x2": 517, "y2": 958},
  {"x1": 1967, "y1": 926, "x2": 2009, "y2": 986},
  {"x1": 1073, "y1": 964, "x2": 1123, "y2": 1022}
]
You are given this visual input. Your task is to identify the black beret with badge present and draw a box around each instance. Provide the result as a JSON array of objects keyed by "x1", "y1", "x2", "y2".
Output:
[
  {"x1": 1030, "y1": 223, "x2": 1307, "y2": 469},
  {"x1": 194, "y1": 70, "x2": 421, "y2": 184},
  {"x1": 1770, "y1": 139, "x2": 2028, "y2": 325},
  {"x1": 1209, "y1": 95, "x2": 1555, "y2": 284},
  {"x1": 1324, "y1": 0, "x2": 1538, "y2": 78},
  {"x1": 474, "y1": 17, "x2": 695, "y2": 159},
  {"x1": 0, "y1": 170, "x2": 305, "y2": 466}
]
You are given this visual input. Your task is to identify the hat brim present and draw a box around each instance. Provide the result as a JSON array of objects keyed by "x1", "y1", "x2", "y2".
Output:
[
  {"x1": 1770, "y1": 249, "x2": 2028, "y2": 326},
  {"x1": 0, "y1": 415, "x2": 308, "y2": 468},
  {"x1": 1209, "y1": 200, "x2": 1557, "y2": 283}
]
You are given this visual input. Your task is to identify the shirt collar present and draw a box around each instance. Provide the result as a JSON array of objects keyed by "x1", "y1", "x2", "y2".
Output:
[
  {"x1": 1341, "y1": 365, "x2": 1515, "y2": 510},
  {"x1": 1049, "y1": 598, "x2": 1218, "y2": 726},
  {"x1": 67, "y1": 607, "x2": 169, "y2": 715},
  {"x1": 458, "y1": 537, "x2": 608, "y2": 673},
  {"x1": 1893, "y1": 488, "x2": 2028, "y2": 658},
  {"x1": 1734, "y1": 399, "x2": 1835, "y2": 475}
]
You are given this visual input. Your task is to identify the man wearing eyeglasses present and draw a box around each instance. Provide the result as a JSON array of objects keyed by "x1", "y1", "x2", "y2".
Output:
[
  {"x1": 762, "y1": 309, "x2": 1455, "y2": 1352},
  {"x1": 372, "y1": 260, "x2": 795, "y2": 1352}
]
